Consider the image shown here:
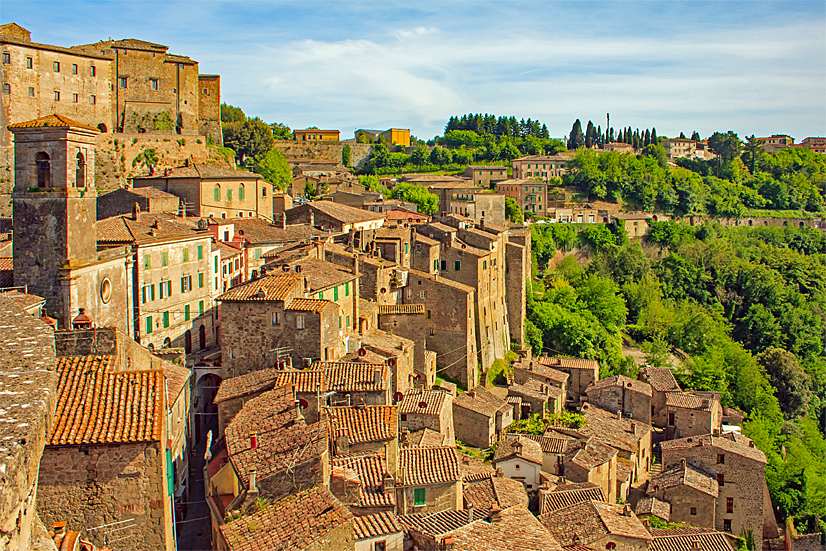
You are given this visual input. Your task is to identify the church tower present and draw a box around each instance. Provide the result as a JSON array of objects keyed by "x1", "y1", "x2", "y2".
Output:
[{"x1": 11, "y1": 115, "x2": 99, "y2": 321}]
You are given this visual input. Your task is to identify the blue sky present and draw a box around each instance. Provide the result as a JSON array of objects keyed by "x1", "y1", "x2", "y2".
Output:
[{"x1": 4, "y1": 1, "x2": 825, "y2": 141}]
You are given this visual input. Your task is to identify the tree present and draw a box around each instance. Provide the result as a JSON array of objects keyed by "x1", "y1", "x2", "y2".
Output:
[
  {"x1": 452, "y1": 147, "x2": 473, "y2": 166},
  {"x1": 253, "y1": 148, "x2": 291, "y2": 191},
  {"x1": 641, "y1": 143, "x2": 668, "y2": 169},
  {"x1": 223, "y1": 118, "x2": 274, "y2": 161},
  {"x1": 410, "y1": 145, "x2": 429, "y2": 166},
  {"x1": 742, "y1": 135, "x2": 764, "y2": 174},
  {"x1": 691, "y1": 131, "x2": 700, "y2": 141},
  {"x1": 220, "y1": 103, "x2": 246, "y2": 124},
  {"x1": 568, "y1": 119, "x2": 585, "y2": 150},
  {"x1": 370, "y1": 143, "x2": 389, "y2": 169},
  {"x1": 270, "y1": 122, "x2": 292, "y2": 140},
  {"x1": 341, "y1": 144, "x2": 351, "y2": 167},
  {"x1": 505, "y1": 198, "x2": 524, "y2": 224},
  {"x1": 501, "y1": 143, "x2": 521, "y2": 161},
  {"x1": 585, "y1": 121, "x2": 596, "y2": 148},
  {"x1": 708, "y1": 131, "x2": 742, "y2": 163},
  {"x1": 387, "y1": 183, "x2": 439, "y2": 214},
  {"x1": 429, "y1": 146, "x2": 452, "y2": 166},
  {"x1": 756, "y1": 347, "x2": 812, "y2": 419}
]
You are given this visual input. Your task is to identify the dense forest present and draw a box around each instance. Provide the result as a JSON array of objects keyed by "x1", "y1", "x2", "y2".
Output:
[{"x1": 527, "y1": 221, "x2": 826, "y2": 531}]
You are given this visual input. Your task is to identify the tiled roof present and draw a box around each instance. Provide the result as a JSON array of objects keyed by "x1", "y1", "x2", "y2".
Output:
[
  {"x1": 8, "y1": 114, "x2": 99, "y2": 132},
  {"x1": 665, "y1": 391, "x2": 718, "y2": 412},
  {"x1": 493, "y1": 436, "x2": 544, "y2": 466},
  {"x1": 586, "y1": 375, "x2": 652, "y2": 397},
  {"x1": 139, "y1": 164, "x2": 259, "y2": 180},
  {"x1": 449, "y1": 506, "x2": 560, "y2": 551},
  {"x1": 564, "y1": 440, "x2": 617, "y2": 470},
  {"x1": 376, "y1": 226, "x2": 410, "y2": 240},
  {"x1": 219, "y1": 486, "x2": 353, "y2": 551},
  {"x1": 511, "y1": 433, "x2": 571, "y2": 454},
  {"x1": 353, "y1": 511, "x2": 403, "y2": 540},
  {"x1": 288, "y1": 298, "x2": 331, "y2": 312},
  {"x1": 399, "y1": 507, "x2": 490, "y2": 538},
  {"x1": 232, "y1": 218, "x2": 325, "y2": 244},
  {"x1": 124, "y1": 187, "x2": 179, "y2": 199},
  {"x1": 0, "y1": 257, "x2": 12, "y2": 287},
  {"x1": 327, "y1": 405, "x2": 397, "y2": 445},
  {"x1": 378, "y1": 304, "x2": 425, "y2": 315},
  {"x1": 331, "y1": 453, "x2": 395, "y2": 508},
  {"x1": 399, "y1": 446, "x2": 460, "y2": 486},
  {"x1": 96, "y1": 213, "x2": 206, "y2": 244},
  {"x1": 386, "y1": 209, "x2": 428, "y2": 221},
  {"x1": 508, "y1": 380, "x2": 556, "y2": 401},
  {"x1": 0, "y1": 289, "x2": 45, "y2": 310},
  {"x1": 536, "y1": 356, "x2": 600, "y2": 372},
  {"x1": 407, "y1": 428, "x2": 446, "y2": 447},
  {"x1": 540, "y1": 482, "x2": 605, "y2": 515},
  {"x1": 165, "y1": 362, "x2": 191, "y2": 401},
  {"x1": 398, "y1": 389, "x2": 449, "y2": 416},
  {"x1": 641, "y1": 367, "x2": 681, "y2": 392},
  {"x1": 464, "y1": 475, "x2": 529, "y2": 510},
  {"x1": 457, "y1": 453, "x2": 496, "y2": 482},
  {"x1": 214, "y1": 368, "x2": 281, "y2": 404},
  {"x1": 513, "y1": 360, "x2": 569, "y2": 385},
  {"x1": 51, "y1": 356, "x2": 163, "y2": 445},
  {"x1": 217, "y1": 274, "x2": 301, "y2": 301},
  {"x1": 225, "y1": 387, "x2": 327, "y2": 487},
  {"x1": 287, "y1": 257, "x2": 356, "y2": 291},
  {"x1": 579, "y1": 403, "x2": 650, "y2": 453},
  {"x1": 454, "y1": 386, "x2": 510, "y2": 418},
  {"x1": 635, "y1": 496, "x2": 671, "y2": 520},
  {"x1": 301, "y1": 201, "x2": 386, "y2": 224},
  {"x1": 650, "y1": 529, "x2": 735, "y2": 551},
  {"x1": 540, "y1": 500, "x2": 651, "y2": 546},
  {"x1": 273, "y1": 369, "x2": 326, "y2": 393},
  {"x1": 649, "y1": 461, "x2": 718, "y2": 497},
  {"x1": 617, "y1": 457, "x2": 633, "y2": 482},
  {"x1": 660, "y1": 433, "x2": 766, "y2": 464},
  {"x1": 314, "y1": 362, "x2": 389, "y2": 393}
]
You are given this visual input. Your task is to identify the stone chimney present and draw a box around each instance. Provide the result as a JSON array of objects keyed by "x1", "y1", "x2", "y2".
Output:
[
  {"x1": 467, "y1": 502, "x2": 474, "y2": 523},
  {"x1": 489, "y1": 505, "x2": 502, "y2": 523},
  {"x1": 382, "y1": 473, "x2": 395, "y2": 495},
  {"x1": 442, "y1": 535, "x2": 455, "y2": 550},
  {"x1": 309, "y1": 211, "x2": 315, "y2": 227},
  {"x1": 280, "y1": 214, "x2": 287, "y2": 229},
  {"x1": 337, "y1": 432, "x2": 350, "y2": 454},
  {"x1": 374, "y1": 368, "x2": 382, "y2": 389},
  {"x1": 132, "y1": 202, "x2": 140, "y2": 220},
  {"x1": 250, "y1": 431, "x2": 258, "y2": 450},
  {"x1": 353, "y1": 254, "x2": 360, "y2": 333},
  {"x1": 480, "y1": 217, "x2": 485, "y2": 229},
  {"x1": 681, "y1": 458, "x2": 686, "y2": 469},
  {"x1": 249, "y1": 467, "x2": 257, "y2": 493}
]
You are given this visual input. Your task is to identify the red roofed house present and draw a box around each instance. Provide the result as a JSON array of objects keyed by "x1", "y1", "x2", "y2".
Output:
[{"x1": 396, "y1": 446, "x2": 462, "y2": 514}]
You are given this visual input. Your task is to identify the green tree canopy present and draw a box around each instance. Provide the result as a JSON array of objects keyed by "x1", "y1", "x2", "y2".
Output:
[
  {"x1": 220, "y1": 103, "x2": 246, "y2": 124},
  {"x1": 505, "y1": 198, "x2": 524, "y2": 224},
  {"x1": 387, "y1": 182, "x2": 439, "y2": 214},
  {"x1": 253, "y1": 148, "x2": 291, "y2": 191}
]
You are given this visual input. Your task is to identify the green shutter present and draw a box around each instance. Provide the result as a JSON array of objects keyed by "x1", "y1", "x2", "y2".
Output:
[
  {"x1": 146, "y1": 316, "x2": 153, "y2": 334},
  {"x1": 144, "y1": 254, "x2": 151, "y2": 270},
  {"x1": 414, "y1": 488, "x2": 426, "y2": 506},
  {"x1": 199, "y1": 301, "x2": 204, "y2": 315},
  {"x1": 239, "y1": 186, "x2": 245, "y2": 201},
  {"x1": 162, "y1": 252, "x2": 168, "y2": 267},
  {"x1": 227, "y1": 189, "x2": 232, "y2": 201},
  {"x1": 345, "y1": 282, "x2": 350, "y2": 297},
  {"x1": 334, "y1": 287, "x2": 339, "y2": 301},
  {"x1": 199, "y1": 272, "x2": 204, "y2": 288},
  {"x1": 214, "y1": 256, "x2": 218, "y2": 272},
  {"x1": 185, "y1": 304, "x2": 190, "y2": 321},
  {"x1": 214, "y1": 187, "x2": 220, "y2": 201},
  {"x1": 163, "y1": 311, "x2": 169, "y2": 328},
  {"x1": 166, "y1": 449, "x2": 174, "y2": 496},
  {"x1": 197, "y1": 245, "x2": 203, "y2": 260},
  {"x1": 183, "y1": 248, "x2": 189, "y2": 262}
]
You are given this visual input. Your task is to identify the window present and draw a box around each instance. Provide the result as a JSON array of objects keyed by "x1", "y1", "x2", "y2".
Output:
[
  {"x1": 419, "y1": 291, "x2": 426, "y2": 299},
  {"x1": 150, "y1": 79, "x2": 158, "y2": 90},
  {"x1": 159, "y1": 282, "x2": 166, "y2": 299},
  {"x1": 413, "y1": 488, "x2": 426, "y2": 506},
  {"x1": 668, "y1": 412, "x2": 675, "y2": 426},
  {"x1": 90, "y1": 65, "x2": 96, "y2": 76},
  {"x1": 26, "y1": 56, "x2": 32, "y2": 68},
  {"x1": 162, "y1": 311, "x2": 170, "y2": 328},
  {"x1": 375, "y1": 541, "x2": 386, "y2": 551},
  {"x1": 214, "y1": 256, "x2": 219, "y2": 272},
  {"x1": 150, "y1": 285, "x2": 155, "y2": 301},
  {"x1": 441, "y1": 260, "x2": 447, "y2": 271},
  {"x1": 427, "y1": 310, "x2": 431, "y2": 319},
  {"x1": 90, "y1": 95, "x2": 96, "y2": 104},
  {"x1": 144, "y1": 254, "x2": 151, "y2": 270},
  {"x1": 483, "y1": 260, "x2": 487, "y2": 270},
  {"x1": 454, "y1": 260, "x2": 461, "y2": 271},
  {"x1": 181, "y1": 275, "x2": 192, "y2": 292},
  {"x1": 2, "y1": 84, "x2": 9, "y2": 95},
  {"x1": 53, "y1": 61, "x2": 60, "y2": 72},
  {"x1": 227, "y1": 189, "x2": 232, "y2": 201},
  {"x1": 142, "y1": 285, "x2": 148, "y2": 303},
  {"x1": 723, "y1": 519, "x2": 732, "y2": 532},
  {"x1": 214, "y1": 186, "x2": 221, "y2": 201},
  {"x1": 338, "y1": 316, "x2": 342, "y2": 329},
  {"x1": 72, "y1": 93, "x2": 78, "y2": 103},
  {"x1": 54, "y1": 90, "x2": 60, "y2": 101},
  {"x1": 119, "y1": 77, "x2": 127, "y2": 88},
  {"x1": 146, "y1": 316, "x2": 153, "y2": 334},
  {"x1": 346, "y1": 315, "x2": 350, "y2": 327},
  {"x1": 345, "y1": 282, "x2": 350, "y2": 297},
  {"x1": 199, "y1": 300, "x2": 204, "y2": 315},
  {"x1": 334, "y1": 287, "x2": 339, "y2": 301},
  {"x1": 271, "y1": 312, "x2": 280, "y2": 325},
  {"x1": 690, "y1": 507, "x2": 697, "y2": 516},
  {"x1": 198, "y1": 272, "x2": 204, "y2": 288},
  {"x1": 726, "y1": 497, "x2": 734, "y2": 513},
  {"x1": 255, "y1": 248, "x2": 262, "y2": 260},
  {"x1": 162, "y1": 251, "x2": 168, "y2": 267},
  {"x1": 75, "y1": 152, "x2": 85, "y2": 187},
  {"x1": 262, "y1": 187, "x2": 267, "y2": 197},
  {"x1": 296, "y1": 315, "x2": 305, "y2": 329},
  {"x1": 183, "y1": 248, "x2": 189, "y2": 262},
  {"x1": 717, "y1": 454, "x2": 725, "y2": 464},
  {"x1": 197, "y1": 245, "x2": 203, "y2": 260},
  {"x1": 717, "y1": 473, "x2": 724, "y2": 486},
  {"x1": 238, "y1": 185, "x2": 245, "y2": 201},
  {"x1": 184, "y1": 304, "x2": 190, "y2": 321},
  {"x1": 28, "y1": 87, "x2": 34, "y2": 97},
  {"x1": 72, "y1": 63, "x2": 78, "y2": 74}
]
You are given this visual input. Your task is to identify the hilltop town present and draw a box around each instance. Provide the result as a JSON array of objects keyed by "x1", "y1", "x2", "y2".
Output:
[{"x1": 1, "y1": 22, "x2": 825, "y2": 551}]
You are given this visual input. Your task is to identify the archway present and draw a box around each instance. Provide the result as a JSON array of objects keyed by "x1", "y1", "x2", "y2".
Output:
[
  {"x1": 163, "y1": 337, "x2": 172, "y2": 348},
  {"x1": 195, "y1": 372, "x2": 222, "y2": 443},
  {"x1": 75, "y1": 152, "x2": 85, "y2": 188},
  {"x1": 35, "y1": 152, "x2": 50, "y2": 188}
]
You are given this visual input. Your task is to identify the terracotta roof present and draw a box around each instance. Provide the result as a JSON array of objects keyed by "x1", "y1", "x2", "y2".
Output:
[
  {"x1": 563, "y1": 545, "x2": 597, "y2": 551},
  {"x1": 232, "y1": 218, "x2": 324, "y2": 244},
  {"x1": 327, "y1": 405, "x2": 397, "y2": 445},
  {"x1": 50, "y1": 356, "x2": 163, "y2": 445},
  {"x1": 217, "y1": 273, "x2": 301, "y2": 301},
  {"x1": 641, "y1": 367, "x2": 681, "y2": 392},
  {"x1": 579, "y1": 403, "x2": 650, "y2": 453},
  {"x1": 407, "y1": 428, "x2": 446, "y2": 447},
  {"x1": 0, "y1": 259, "x2": 12, "y2": 287},
  {"x1": 314, "y1": 362, "x2": 389, "y2": 393},
  {"x1": 273, "y1": 369, "x2": 326, "y2": 393},
  {"x1": 660, "y1": 433, "x2": 767, "y2": 464},
  {"x1": 378, "y1": 303, "x2": 425, "y2": 315},
  {"x1": 399, "y1": 446, "x2": 460, "y2": 486},
  {"x1": 536, "y1": 356, "x2": 600, "y2": 372},
  {"x1": 508, "y1": 380, "x2": 560, "y2": 401},
  {"x1": 513, "y1": 360, "x2": 569, "y2": 385},
  {"x1": 540, "y1": 482, "x2": 605, "y2": 515},
  {"x1": 454, "y1": 386, "x2": 511, "y2": 418},
  {"x1": 8, "y1": 114, "x2": 99, "y2": 132},
  {"x1": 225, "y1": 387, "x2": 327, "y2": 487},
  {"x1": 635, "y1": 496, "x2": 671, "y2": 520},
  {"x1": 96, "y1": 213, "x2": 207, "y2": 244},
  {"x1": 540, "y1": 500, "x2": 652, "y2": 546},
  {"x1": 493, "y1": 436, "x2": 544, "y2": 466},
  {"x1": 511, "y1": 433, "x2": 571, "y2": 454},
  {"x1": 650, "y1": 529, "x2": 735, "y2": 551},
  {"x1": 398, "y1": 507, "x2": 490, "y2": 538},
  {"x1": 288, "y1": 298, "x2": 332, "y2": 312},
  {"x1": 288, "y1": 257, "x2": 356, "y2": 291},
  {"x1": 649, "y1": 461, "x2": 718, "y2": 497},
  {"x1": 586, "y1": 375, "x2": 652, "y2": 397},
  {"x1": 376, "y1": 226, "x2": 410, "y2": 240},
  {"x1": 398, "y1": 389, "x2": 449, "y2": 416},
  {"x1": 123, "y1": 187, "x2": 179, "y2": 199},
  {"x1": 457, "y1": 453, "x2": 496, "y2": 482},
  {"x1": 0, "y1": 289, "x2": 45, "y2": 310},
  {"x1": 218, "y1": 486, "x2": 353, "y2": 551},
  {"x1": 300, "y1": 201, "x2": 385, "y2": 224},
  {"x1": 386, "y1": 209, "x2": 428, "y2": 221},
  {"x1": 214, "y1": 368, "x2": 281, "y2": 404},
  {"x1": 449, "y1": 506, "x2": 560, "y2": 551},
  {"x1": 564, "y1": 440, "x2": 617, "y2": 470},
  {"x1": 665, "y1": 391, "x2": 718, "y2": 412},
  {"x1": 464, "y1": 475, "x2": 529, "y2": 510},
  {"x1": 353, "y1": 511, "x2": 403, "y2": 540},
  {"x1": 165, "y1": 362, "x2": 191, "y2": 401},
  {"x1": 215, "y1": 241, "x2": 243, "y2": 258},
  {"x1": 331, "y1": 453, "x2": 395, "y2": 508},
  {"x1": 137, "y1": 164, "x2": 259, "y2": 180}
]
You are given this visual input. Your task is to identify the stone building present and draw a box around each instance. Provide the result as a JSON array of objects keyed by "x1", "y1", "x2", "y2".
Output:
[
  {"x1": 331, "y1": 453, "x2": 396, "y2": 516},
  {"x1": 660, "y1": 433, "x2": 778, "y2": 542},
  {"x1": 495, "y1": 178, "x2": 549, "y2": 217},
  {"x1": 511, "y1": 433, "x2": 573, "y2": 475},
  {"x1": 446, "y1": 190, "x2": 507, "y2": 226},
  {"x1": 327, "y1": 405, "x2": 399, "y2": 475},
  {"x1": 286, "y1": 200, "x2": 385, "y2": 251},
  {"x1": 213, "y1": 368, "x2": 284, "y2": 437},
  {"x1": 537, "y1": 356, "x2": 600, "y2": 403},
  {"x1": 453, "y1": 386, "x2": 513, "y2": 449},
  {"x1": 650, "y1": 528, "x2": 736, "y2": 551},
  {"x1": 508, "y1": 379, "x2": 563, "y2": 416},
  {"x1": 0, "y1": 297, "x2": 57, "y2": 551},
  {"x1": 396, "y1": 446, "x2": 462, "y2": 515},
  {"x1": 640, "y1": 366, "x2": 682, "y2": 427},
  {"x1": 505, "y1": 228, "x2": 530, "y2": 345},
  {"x1": 398, "y1": 389, "x2": 455, "y2": 443},
  {"x1": 353, "y1": 512, "x2": 404, "y2": 551},
  {"x1": 513, "y1": 359, "x2": 569, "y2": 396},
  {"x1": 464, "y1": 165, "x2": 508, "y2": 187},
  {"x1": 539, "y1": 500, "x2": 652, "y2": 550},
  {"x1": 647, "y1": 459, "x2": 718, "y2": 529},
  {"x1": 96, "y1": 186, "x2": 180, "y2": 219},
  {"x1": 377, "y1": 303, "x2": 436, "y2": 388},
  {"x1": 561, "y1": 439, "x2": 618, "y2": 504},
  {"x1": 585, "y1": 375, "x2": 652, "y2": 425},
  {"x1": 511, "y1": 154, "x2": 572, "y2": 182},
  {"x1": 664, "y1": 391, "x2": 723, "y2": 439},
  {"x1": 539, "y1": 482, "x2": 605, "y2": 515},
  {"x1": 132, "y1": 164, "x2": 274, "y2": 221},
  {"x1": 463, "y1": 472, "x2": 529, "y2": 511},
  {"x1": 493, "y1": 436, "x2": 544, "y2": 491}
]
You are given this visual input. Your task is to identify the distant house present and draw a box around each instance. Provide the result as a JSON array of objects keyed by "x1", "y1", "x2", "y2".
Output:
[
  {"x1": 465, "y1": 165, "x2": 508, "y2": 187},
  {"x1": 647, "y1": 459, "x2": 718, "y2": 529},
  {"x1": 396, "y1": 446, "x2": 462, "y2": 514},
  {"x1": 561, "y1": 438, "x2": 618, "y2": 504},
  {"x1": 492, "y1": 436, "x2": 544, "y2": 491},
  {"x1": 536, "y1": 355, "x2": 599, "y2": 403},
  {"x1": 585, "y1": 375, "x2": 652, "y2": 425},
  {"x1": 294, "y1": 128, "x2": 340, "y2": 142},
  {"x1": 640, "y1": 366, "x2": 682, "y2": 427},
  {"x1": 539, "y1": 481, "x2": 604, "y2": 515},
  {"x1": 453, "y1": 386, "x2": 513, "y2": 448},
  {"x1": 539, "y1": 500, "x2": 652, "y2": 549},
  {"x1": 398, "y1": 389, "x2": 455, "y2": 443}
]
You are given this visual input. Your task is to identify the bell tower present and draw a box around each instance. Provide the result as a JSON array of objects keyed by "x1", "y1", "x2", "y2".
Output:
[{"x1": 11, "y1": 115, "x2": 99, "y2": 320}]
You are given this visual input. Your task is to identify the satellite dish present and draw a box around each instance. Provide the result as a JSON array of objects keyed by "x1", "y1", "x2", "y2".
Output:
[
  {"x1": 358, "y1": 348, "x2": 367, "y2": 357},
  {"x1": 387, "y1": 358, "x2": 396, "y2": 367},
  {"x1": 282, "y1": 265, "x2": 290, "y2": 272},
  {"x1": 380, "y1": 288, "x2": 387, "y2": 294},
  {"x1": 393, "y1": 392, "x2": 403, "y2": 403},
  {"x1": 418, "y1": 401, "x2": 428, "y2": 409},
  {"x1": 298, "y1": 398, "x2": 309, "y2": 409}
]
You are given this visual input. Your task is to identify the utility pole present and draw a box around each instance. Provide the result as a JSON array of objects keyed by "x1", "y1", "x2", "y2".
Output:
[{"x1": 606, "y1": 113, "x2": 610, "y2": 143}]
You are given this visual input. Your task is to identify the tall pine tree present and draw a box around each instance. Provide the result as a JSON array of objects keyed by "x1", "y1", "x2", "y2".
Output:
[
  {"x1": 651, "y1": 127, "x2": 658, "y2": 145},
  {"x1": 568, "y1": 119, "x2": 585, "y2": 150}
]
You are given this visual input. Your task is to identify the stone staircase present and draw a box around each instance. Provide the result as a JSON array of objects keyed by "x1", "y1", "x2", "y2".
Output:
[{"x1": 650, "y1": 445, "x2": 663, "y2": 477}]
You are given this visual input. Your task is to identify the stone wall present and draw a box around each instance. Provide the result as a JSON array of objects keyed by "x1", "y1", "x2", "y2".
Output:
[
  {"x1": 453, "y1": 406, "x2": 495, "y2": 449},
  {"x1": 505, "y1": 241, "x2": 527, "y2": 345},
  {"x1": 271, "y1": 140, "x2": 373, "y2": 168},
  {"x1": 37, "y1": 442, "x2": 170, "y2": 551},
  {"x1": 396, "y1": 482, "x2": 461, "y2": 516}
]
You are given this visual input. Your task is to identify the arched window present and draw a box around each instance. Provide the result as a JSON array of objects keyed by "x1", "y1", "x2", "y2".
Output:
[
  {"x1": 238, "y1": 184, "x2": 245, "y2": 201},
  {"x1": 75, "y1": 152, "x2": 86, "y2": 187},
  {"x1": 35, "y1": 152, "x2": 50, "y2": 188},
  {"x1": 214, "y1": 185, "x2": 221, "y2": 202}
]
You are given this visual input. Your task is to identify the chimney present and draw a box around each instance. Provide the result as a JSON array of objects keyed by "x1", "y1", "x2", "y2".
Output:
[
  {"x1": 489, "y1": 505, "x2": 502, "y2": 523},
  {"x1": 132, "y1": 202, "x2": 140, "y2": 220},
  {"x1": 353, "y1": 254, "x2": 360, "y2": 333},
  {"x1": 480, "y1": 217, "x2": 485, "y2": 229},
  {"x1": 623, "y1": 503, "x2": 632, "y2": 517},
  {"x1": 467, "y1": 502, "x2": 474, "y2": 523},
  {"x1": 52, "y1": 522, "x2": 67, "y2": 537},
  {"x1": 336, "y1": 432, "x2": 350, "y2": 454},
  {"x1": 374, "y1": 368, "x2": 382, "y2": 388},
  {"x1": 617, "y1": 410, "x2": 622, "y2": 420},
  {"x1": 513, "y1": 439, "x2": 522, "y2": 455},
  {"x1": 250, "y1": 431, "x2": 258, "y2": 450},
  {"x1": 295, "y1": 400, "x2": 304, "y2": 422},
  {"x1": 382, "y1": 473, "x2": 395, "y2": 495},
  {"x1": 249, "y1": 467, "x2": 258, "y2": 493},
  {"x1": 495, "y1": 467, "x2": 504, "y2": 478},
  {"x1": 309, "y1": 211, "x2": 315, "y2": 227},
  {"x1": 681, "y1": 458, "x2": 686, "y2": 469},
  {"x1": 442, "y1": 535, "x2": 455, "y2": 550},
  {"x1": 281, "y1": 214, "x2": 287, "y2": 230}
]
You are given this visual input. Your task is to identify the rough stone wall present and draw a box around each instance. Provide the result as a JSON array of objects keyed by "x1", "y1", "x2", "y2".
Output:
[
  {"x1": 655, "y1": 485, "x2": 716, "y2": 529},
  {"x1": 505, "y1": 241, "x2": 527, "y2": 345},
  {"x1": 37, "y1": 442, "x2": 170, "y2": 551},
  {"x1": 667, "y1": 406, "x2": 714, "y2": 440},
  {"x1": 97, "y1": 188, "x2": 180, "y2": 220},
  {"x1": 62, "y1": 251, "x2": 132, "y2": 334},
  {"x1": 378, "y1": 312, "x2": 426, "y2": 380},
  {"x1": 396, "y1": 482, "x2": 460, "y2": 516},
  {"x1": 586, "y1": 385, "x2": 651, "y2": 425},
  {"x1": 271, "y1": 141, "x2": 373, "y2": 168},
  {"x1": 306, "y1": 518, "x2": 355, "y2": 551},
  {"x1": 258, "y1": 456, "x2": 327, "y2": 502},
  {"x1": 197, "y1": 75, "x2": 222, "y2": 146},
  {"x1": 453, "y1": 406, "x2": 495, "y2": 449},
  {"x1": 559, "y1": 367, "x2": 597, "y2": 400}
]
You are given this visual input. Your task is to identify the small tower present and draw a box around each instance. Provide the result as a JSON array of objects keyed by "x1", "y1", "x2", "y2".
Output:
[{"x1": 11, "y1": 114, "x2": 99, "y2": 320}]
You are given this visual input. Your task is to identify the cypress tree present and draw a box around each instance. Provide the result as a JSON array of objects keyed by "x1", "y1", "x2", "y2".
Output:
[
  {"x1": 691, "y1": 131, "x2": 700, "y2": 141},
  {"x1": 597, "y1": 125, "x2": 602, "y2": 146},
  {"x1": 679, "y1": 131, "x2": 686, "y2": 139},
  {"x1": 568, "y1": 119, "x2": 585, "y2": 149},
  {"x1": 540, "y1": 124, "x2": 549, "y2": 139},
  {"x1": 644, "y1": 129, "x2": 651, "y2": 146},
  {"x1": 585, "y1": 121, "x2": 596, "y2": 148},
  {"x1": 651, "y1": 127, "x2": 658, "y2": 145}
]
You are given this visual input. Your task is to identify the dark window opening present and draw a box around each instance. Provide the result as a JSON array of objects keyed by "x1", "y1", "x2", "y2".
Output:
[
  {"x1": 36, "y1": 152, "x2": 50, "y2": 188},
  {"x1": 75, "y1": 152, "x2": 85, "y2": 187}
]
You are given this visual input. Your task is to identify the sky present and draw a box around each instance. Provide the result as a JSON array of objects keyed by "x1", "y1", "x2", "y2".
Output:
[{"x1": 3, "y1": 1, "x2": 825, "y2": 141}]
